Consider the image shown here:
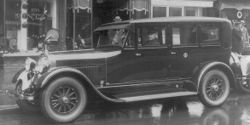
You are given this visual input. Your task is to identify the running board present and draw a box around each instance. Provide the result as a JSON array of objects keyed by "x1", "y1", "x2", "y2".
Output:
[{"x1": 119, "y1": 91, "x2": 197, "y2": 102}]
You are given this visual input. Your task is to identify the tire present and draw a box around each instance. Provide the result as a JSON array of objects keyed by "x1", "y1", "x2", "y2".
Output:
[
  {"x1": 15, "y1": 82, "x2": 40, "y2": 112},
  {"x1": 41, "y1": 77, "x2": 87, "y2": 123},
  {"x1": 236, "y1": 78, "x2": 250, "y2": 93},
  {"x1": 199, "y1": 69, "x2": 230, "y2": 107}
]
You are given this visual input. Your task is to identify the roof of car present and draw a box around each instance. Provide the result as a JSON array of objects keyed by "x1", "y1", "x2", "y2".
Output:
[
  {"x1": 114, "y1": 17, "x2": 229, "y2": 24},
  {"x1": 95, "y1": 17, "x2": 231, "y2": 31}
]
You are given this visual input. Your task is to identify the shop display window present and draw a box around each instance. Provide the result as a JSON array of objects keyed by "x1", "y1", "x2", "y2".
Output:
[
  {"x1": 185, "y1": 7, "x2": 198, "y2": 16},
  {"x1": 2, "y1": 0, "x2": 61, "y2": 52},
  {"x1": 0, "y1": 0, "x2": 4, "y2": 52},
  {"x1": 169, "y1": 7, "x2": 182, "y2": 17},
  {"x1": 153, "y1": 7, "x2": 167, "y2": 18}
]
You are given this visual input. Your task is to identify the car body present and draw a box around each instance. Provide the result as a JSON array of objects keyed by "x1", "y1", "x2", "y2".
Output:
[{"x1": 12, "y1": 17, "x2": 250, "y2": 123}]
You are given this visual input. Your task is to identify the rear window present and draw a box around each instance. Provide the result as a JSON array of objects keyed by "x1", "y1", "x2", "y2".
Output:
[{"x1": 171, "y1": 23, "x2": 220, "y2": 46}]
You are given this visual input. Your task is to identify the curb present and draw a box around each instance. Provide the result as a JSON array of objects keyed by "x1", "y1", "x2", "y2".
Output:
[{"x1": 0, "y1": 104, "x2": 18, "y2": 111}]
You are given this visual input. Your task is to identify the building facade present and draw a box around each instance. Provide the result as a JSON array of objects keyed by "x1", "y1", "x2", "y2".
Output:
[
  {"x1": 216, "y1": 0, "x2": 250, "y2": 33},
  {"x1": 0, "y1": 0, "x2": 217, "y2": 53}
]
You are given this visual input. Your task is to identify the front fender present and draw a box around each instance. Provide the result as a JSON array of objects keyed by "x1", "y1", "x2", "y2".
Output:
[
  {"x1": 12, "y1": 68, "x2": 25, "y2": 83},
  {"x1": 196, "y1": 61, "x2": 235, "y2": 91},
  {"x1": 38, "y1": 67, "x2": 90, "y2": 88},
  {"x1": 37, "y1": 67, "x2": 123, "y2": 103}
]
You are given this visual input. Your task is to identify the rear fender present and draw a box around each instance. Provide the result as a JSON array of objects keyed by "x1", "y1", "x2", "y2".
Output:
[
  {"x1": 194, "y1": 61, "x2": 235, "y2": 92},
  {"x1": 38, "y1": 67, "x2": 123, "y2": 103}
]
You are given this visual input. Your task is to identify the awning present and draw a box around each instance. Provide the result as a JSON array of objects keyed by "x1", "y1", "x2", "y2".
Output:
[
  {"x1": 69, "y1": 0, "x2": 91, "y2": 13},
  {"x1": 219, "y1": 2, "x2": 250, "y2": 10}
]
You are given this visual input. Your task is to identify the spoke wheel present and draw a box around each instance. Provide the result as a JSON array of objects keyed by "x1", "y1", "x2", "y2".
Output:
[
  {"x1": 50, "y1": 85, "x2": 80, "y2": 115},
  {"x1": 206, "y1": 77, "x2": 224, "y2": 101},
  {"x1": 199, "y1": 69, "x2": 230, "y2": 107},
  {"x1": 41, "y1": 77, "x2": 87, "y2": 123}
]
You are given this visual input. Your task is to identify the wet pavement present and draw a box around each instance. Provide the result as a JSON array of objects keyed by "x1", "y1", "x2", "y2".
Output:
[
  {"x1": 0, "y1": 92, "x2": 250, "y2": 125},
  {"x1": 0, "y1": 62, "x2": 248, "y2": 124}
]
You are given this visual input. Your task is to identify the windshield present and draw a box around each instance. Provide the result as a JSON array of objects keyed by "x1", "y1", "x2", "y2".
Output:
[{"x1": 97, "y1": 28, "x2": 128, "y2": 48}]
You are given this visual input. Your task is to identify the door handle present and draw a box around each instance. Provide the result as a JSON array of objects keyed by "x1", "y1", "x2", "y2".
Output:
[{"x1": 135, "y1": 53, "x2": 142, "y2": 57}]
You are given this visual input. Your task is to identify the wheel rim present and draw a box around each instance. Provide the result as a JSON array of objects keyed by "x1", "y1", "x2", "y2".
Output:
[
  {"x1": 50, "y1": 85, "x2": 80, "y2": 114},
  {"x1": 206, "y1": 75, "x2": 225, "y2": 101}
]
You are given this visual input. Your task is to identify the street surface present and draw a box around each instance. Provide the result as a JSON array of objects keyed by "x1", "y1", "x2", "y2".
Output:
[{"x1": 0, "y1": 92, "x2": 250, "y2": 125}]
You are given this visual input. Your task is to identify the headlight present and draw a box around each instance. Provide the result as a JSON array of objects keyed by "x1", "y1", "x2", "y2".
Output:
[
  {"x1": 35, "y1": 56, "x2": 50, "y2": 73},
  {"x1": 25, "y1": 57, "x2": 36, "y2": 71}
]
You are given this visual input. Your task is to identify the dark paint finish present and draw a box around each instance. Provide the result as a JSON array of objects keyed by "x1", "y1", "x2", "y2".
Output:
[
  {"x1": 56, "y1": 59, "x2": 106, "y2": 85},
  {"x1": 44, "y1": 17, "x2": 232, "y2": 99}
]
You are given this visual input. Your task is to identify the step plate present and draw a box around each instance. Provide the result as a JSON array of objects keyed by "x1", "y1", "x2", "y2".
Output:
[{"x1": 120, "y1": 91, "x2": 197, "y2": 102}]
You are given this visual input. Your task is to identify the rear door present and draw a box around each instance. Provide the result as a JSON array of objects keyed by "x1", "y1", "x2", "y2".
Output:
[
  {"x1": 169, "y1": 23, "x2": 201, "y2": 78},
  {"x1": 170, "y1": 22, "x2": 226, "y2": 78}
]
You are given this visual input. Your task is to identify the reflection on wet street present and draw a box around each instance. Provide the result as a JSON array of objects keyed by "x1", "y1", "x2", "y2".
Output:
[{"x1": 1, "y1": 92, "x2": 250, "y2": 125}]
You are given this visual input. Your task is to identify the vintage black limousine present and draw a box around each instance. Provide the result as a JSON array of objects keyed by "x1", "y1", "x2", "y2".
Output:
[{"x1": 12, "y1": 17, "x2": 250, "y2": 123}]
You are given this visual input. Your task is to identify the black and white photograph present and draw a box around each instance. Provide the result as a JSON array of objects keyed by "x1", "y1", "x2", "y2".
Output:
[{"x1": 1, "y1": 0, "x2": 250, "y2": 124}]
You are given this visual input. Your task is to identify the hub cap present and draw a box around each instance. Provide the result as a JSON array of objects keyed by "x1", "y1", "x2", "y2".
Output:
[
  {"x1": 50, "y1": 85, "x2": 79, "y2": 114},
  {"x1": 206, "y1": 76, "x2": 224, "y2": 101}
]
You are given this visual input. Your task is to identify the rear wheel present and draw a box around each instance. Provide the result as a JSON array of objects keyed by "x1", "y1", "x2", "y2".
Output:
[
  {"x1": 199, "y1": 69, "x2": 230, "y2": 107},
  {"x1": 41, "y1": 77, "x2": 87, "y2": 123}
]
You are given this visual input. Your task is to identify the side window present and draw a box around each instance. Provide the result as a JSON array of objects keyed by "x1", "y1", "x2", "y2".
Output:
[
  {"x1": 136, "y1": 25, "x2": 167, "y2": 48},
  {"x1": 172, "y1": 24, "x2": 198, "y2": 46},
  {"x1": 199, "y1": 23, "x2": 220, "y2": 45}
]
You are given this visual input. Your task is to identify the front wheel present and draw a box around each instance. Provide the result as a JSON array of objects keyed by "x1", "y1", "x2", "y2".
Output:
[
  {"x1": 199, "y1": 69, "x2": 230, "y2": 107},
  {"x1": 41, "y1": 77, "x2": 87, "y2": 123}
]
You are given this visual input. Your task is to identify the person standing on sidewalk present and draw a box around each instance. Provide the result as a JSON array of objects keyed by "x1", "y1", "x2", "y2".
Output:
[{"x1": 232, "y1": 21, "x2": 244, "y2": 54}]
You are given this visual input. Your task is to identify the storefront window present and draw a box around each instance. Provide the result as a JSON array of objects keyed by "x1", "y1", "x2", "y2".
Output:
[
  {"x1": 4, "y1": 0, "x2": 20, "y2": 52},
  {"x1": 131, "y1": 0, "x2": 149, "y2": 19},
  {"x1": 3, "y1": 0, "x2": 65, "y2": 52},
  {"x1": 66, "y1": 0, "x2": 92, "y2": 50},
  {"x1": 169, "y1": 7, "x2": 182, "y2": 17},
  {"x1": 185, "y1": 7, "x2": 198, "y2": 16},
  {"x1": 153, "y1": 7, "x2": 167, "y2": 18},
  {"x1": 0, "y1": 0, "x2": 4, "y2": 52}
]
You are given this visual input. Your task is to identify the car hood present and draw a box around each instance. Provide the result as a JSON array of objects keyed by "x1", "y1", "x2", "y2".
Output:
[{"x1": 47, "y1": 48, "x2": 122, "y2": 61}]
